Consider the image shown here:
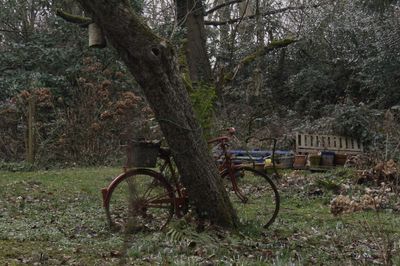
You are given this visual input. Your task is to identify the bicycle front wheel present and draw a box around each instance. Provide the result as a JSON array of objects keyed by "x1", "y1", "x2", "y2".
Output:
[
  {"x1": 103, "y1": 169, "x2": 175, "y2": 233},
  {"x1": 222, "y1": 166, "x2": 280, "y2": 230}
]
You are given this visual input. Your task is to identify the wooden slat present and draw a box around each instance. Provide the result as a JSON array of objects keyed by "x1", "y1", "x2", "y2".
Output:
[{"x1": 295, "y1": 132, "x2": 363, "y2": 154}]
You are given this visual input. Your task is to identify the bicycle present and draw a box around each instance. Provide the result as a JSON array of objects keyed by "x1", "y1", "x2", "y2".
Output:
[{"x1": 101, "y1": 128, "x2": 280, "y2": 233}]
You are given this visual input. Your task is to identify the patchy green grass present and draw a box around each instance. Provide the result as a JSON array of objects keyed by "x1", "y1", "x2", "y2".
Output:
[{"x1": 0, "y1": 167, "x2": 399, "y2": 265}]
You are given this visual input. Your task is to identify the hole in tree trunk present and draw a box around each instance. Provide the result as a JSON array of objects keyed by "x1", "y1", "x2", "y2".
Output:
[{"x1": 151, "y1": 47, "x2": 160, "y2": 57}]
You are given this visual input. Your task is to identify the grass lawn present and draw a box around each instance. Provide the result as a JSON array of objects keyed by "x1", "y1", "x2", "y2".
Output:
[{"x1": 0, "y1": 167, "x2": 399, "y2": 265}]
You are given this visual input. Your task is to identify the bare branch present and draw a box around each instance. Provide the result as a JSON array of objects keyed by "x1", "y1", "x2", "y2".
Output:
[
  {"x1": 225, "y1": 38, "x2": 298, "y2": 82},
  {"x1": 0, "y1": 65, "x2": 23, "y2": 72},
  {"x1": 204, "y1": 0, "x2": 244, "y2": 16},
  {"x1": 55, "y1": 9, "x2": 92, "y2": 27},
  {"x1": 0, "y1": 29, "x2": 22, "y2": 33},
  {"x1": 205, "y1": 5, "x2": 318, "y2": 26}
]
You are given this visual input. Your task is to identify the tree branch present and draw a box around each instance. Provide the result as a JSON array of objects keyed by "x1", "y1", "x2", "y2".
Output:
[
  {"x1": 224, "y1": 38, "x2": 298, "y2": 82},
  {"x1": 0, "y1": 28, "x2": 22, "y2": 33},
  {"x1": 204, "y1": 0, "x2": 244, "y2": 16},
  {"x1": 55, "y1": 9, "x2": 92, "y2": 27},
  {"x1": 205, "y1": 5, "x2": 317, "y2": 26},
  {"x1": 0, "y1": 65, "x2": 22, "y2": 72}
]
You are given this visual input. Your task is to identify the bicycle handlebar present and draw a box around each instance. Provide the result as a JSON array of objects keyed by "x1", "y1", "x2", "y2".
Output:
[
  {"x1": 207, "y1": 136, "x2": 230, "y2": 144},
  {"x1": 226, "y1": 127, "x2": 236, "y2": 135},
  {"x1": 207, "y1": 127, "x2": 236, "y2": 145}
]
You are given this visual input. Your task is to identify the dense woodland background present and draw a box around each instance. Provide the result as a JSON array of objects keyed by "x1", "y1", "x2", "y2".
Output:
[{"x1": 1, "y1": 0, "x2": 400, "y2": 167}]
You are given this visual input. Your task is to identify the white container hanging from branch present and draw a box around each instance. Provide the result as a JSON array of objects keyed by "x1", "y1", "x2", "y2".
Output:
[{"x1": 88, "y1": 23, "x2": 106, "y2": 48}]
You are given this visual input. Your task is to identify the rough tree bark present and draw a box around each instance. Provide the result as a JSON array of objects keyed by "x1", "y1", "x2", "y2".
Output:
[
  {"x1": 76, "y1": 0, "x2": 238, "y2": 228},
  {"x1": 176, "y1": 0, "x2": 212, "y2": 83}
]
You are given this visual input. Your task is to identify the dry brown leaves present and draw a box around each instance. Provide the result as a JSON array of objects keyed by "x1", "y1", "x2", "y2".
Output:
[
  {"x1": 330, "y1": 195, "x2": 361, "y2": 215},
  {"x1": 374, "y1": 159, "x2": 398, "y2": 180},
  {"x1": 330, "y1": 185, "x2": 392, "y2": 216},
  {"x1": 280, "y1": 170, "x2": 310, "y2": 188},
  {"x1": 345, "y1": 154, "x2": 374, "y2": 169},
  {"x1": 357, "y1": 159, "x2": 399, "y2": 185},
  {"x1": 17, "y1": 88, "x2": 54, "y2": 108}
]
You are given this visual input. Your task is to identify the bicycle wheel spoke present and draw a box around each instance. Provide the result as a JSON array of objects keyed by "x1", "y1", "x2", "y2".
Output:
[
  {"x1": 222, "y1": 167, "x2": 279, "y2": 231},
  {"x1": 105, "y1": 170, "x2": 175, "y2": 232},
  {"x1": 125, "y1": 178, "x2": 140, "y2": 201},
  {"x1": 143, "y1": 191, "x2": 172, "y2": 204},
  {"x1": 146, "y1": 203, "x2": 172, "y2": 209},
  {"x1": 141, "y1": 180, "x2": 158, "y2": 199}
]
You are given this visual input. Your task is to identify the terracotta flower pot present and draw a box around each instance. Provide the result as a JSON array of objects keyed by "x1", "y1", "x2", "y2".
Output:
[
  {"x1": 335, "y1": 154, "x2": 348, "y2": 166},
  {"x1": 293, "y1": 155, "x2": 307, "y2": 169}
]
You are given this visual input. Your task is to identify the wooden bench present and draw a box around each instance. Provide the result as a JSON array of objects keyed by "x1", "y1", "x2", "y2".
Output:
[{"x1": 296, "y1": 133, "x2": 363, "y2": 154}]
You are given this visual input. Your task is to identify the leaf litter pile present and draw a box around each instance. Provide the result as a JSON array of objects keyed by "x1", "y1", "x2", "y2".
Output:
[{"x1": 0, "y1": 165, "x2": 399, "y2": 265}]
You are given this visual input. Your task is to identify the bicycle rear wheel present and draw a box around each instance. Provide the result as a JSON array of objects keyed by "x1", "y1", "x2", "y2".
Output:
[
  {"x1": 222, "y1": 166, "x2": 280, "y2": 230},
  {"x1": 103, "y1": 169, "x2": 175, "y2": 233}
]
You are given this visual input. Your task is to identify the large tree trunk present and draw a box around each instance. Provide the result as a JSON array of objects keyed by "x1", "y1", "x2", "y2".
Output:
[
  {"x1": 77, "y1": 0, "x2": 237, "y2": 228},
  {"x1": 176, "y1": 0, "x2": 212, "y2": 83}
]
